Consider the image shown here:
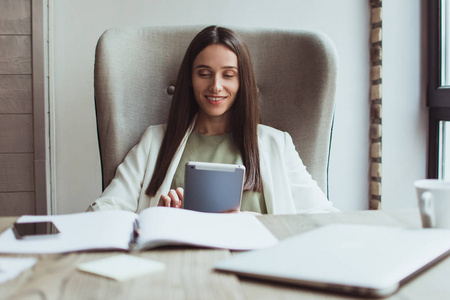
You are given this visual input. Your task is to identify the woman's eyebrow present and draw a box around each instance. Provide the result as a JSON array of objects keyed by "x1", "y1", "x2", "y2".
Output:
[{"x1": 194, "y1": 64, "x2": 238, "y2": 70}]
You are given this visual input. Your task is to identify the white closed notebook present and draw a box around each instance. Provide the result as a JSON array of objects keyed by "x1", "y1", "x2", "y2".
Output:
[{"x1": 215, "y1": 224, "x2": 450, "y2": 298}]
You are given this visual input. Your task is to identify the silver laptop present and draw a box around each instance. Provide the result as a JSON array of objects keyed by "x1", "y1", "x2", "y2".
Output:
[{"x1": 214, "y1": 224, "x2": 450, "y2": 298}]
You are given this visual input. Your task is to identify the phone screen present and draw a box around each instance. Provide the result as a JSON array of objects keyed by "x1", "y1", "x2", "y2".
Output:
[{"x1": 13, "y1": 221, "x2": 60, "y2": 239}]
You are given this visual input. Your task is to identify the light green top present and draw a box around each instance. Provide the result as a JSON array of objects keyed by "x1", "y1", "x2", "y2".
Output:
[{"x1": 171, "y1": 131, "x2": 267, "y2": 214}]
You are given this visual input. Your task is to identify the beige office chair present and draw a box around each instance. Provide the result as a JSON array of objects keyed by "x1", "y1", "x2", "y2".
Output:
[{"x1": 94, "y1": 26, "x2": 337, "y2": 197}]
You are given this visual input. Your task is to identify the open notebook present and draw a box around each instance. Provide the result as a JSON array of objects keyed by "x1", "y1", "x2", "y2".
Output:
[
  {"x1": 0, "y1": 207, "x2": 278, "y2": 254},
  {"x1": 215, "y1": 224, "x2": 450, "y2": 298}
]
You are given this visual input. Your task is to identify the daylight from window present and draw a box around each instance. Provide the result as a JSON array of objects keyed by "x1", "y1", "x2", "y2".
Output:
[
  {"x1": 438, "y1": 121, "x2": 450, "y2": 179},
  {"x1": 438, "y1": 1, "x2": 450, "y2": 179},
  {"x1": 442, "y1": 0, "x2": 450, "y2": 86}
]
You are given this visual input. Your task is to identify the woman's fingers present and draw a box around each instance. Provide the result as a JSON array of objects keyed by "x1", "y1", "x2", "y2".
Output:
[
  {"x1": 157, "y1": 187, "x2": 184, "y2": 208},
  {"x1": 222, "y1": 209, "x2": 239, "y2": 213},
  {"x1": 158, "y1": 194, "x2": 171, "y2": 207},
  {"x1": 168, "y1": 189, "x2": 182, "y2": 208},
  {"x1": 175, "y1": 187, "x2": 184, "y2": 201}
]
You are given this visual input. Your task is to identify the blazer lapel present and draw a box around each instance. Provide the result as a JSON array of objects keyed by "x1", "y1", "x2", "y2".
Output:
[{"x1": 259, "y1": 136, "x2": 275, "y2": 214}]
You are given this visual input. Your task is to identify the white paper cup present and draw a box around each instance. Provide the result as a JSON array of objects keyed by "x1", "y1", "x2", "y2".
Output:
[{"x1": 414, "y1": 179, "x2": 450, "y2": 228}]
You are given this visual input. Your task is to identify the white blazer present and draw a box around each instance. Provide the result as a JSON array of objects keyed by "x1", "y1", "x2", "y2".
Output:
[{"x1": 89, "y1": 121, "x2": 339, "y2": 214}]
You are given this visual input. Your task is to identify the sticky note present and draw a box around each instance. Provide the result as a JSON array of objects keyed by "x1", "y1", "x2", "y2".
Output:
[
  {"x1": 77, "y1": 254, "x2": 165, "y2": 281},
  {"x1": 0, "y1": 257, "x2": 37, "y2": 283}
]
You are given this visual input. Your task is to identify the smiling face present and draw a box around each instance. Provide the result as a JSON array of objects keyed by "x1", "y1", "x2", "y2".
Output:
[{"x1": 191, "y1": 44, "x2": 239, "y2": 126}]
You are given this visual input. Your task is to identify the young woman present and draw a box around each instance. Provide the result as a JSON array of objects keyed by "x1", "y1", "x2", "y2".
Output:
[{"x1": 88, "y1": 26, "x2": 339, "y2": 214}]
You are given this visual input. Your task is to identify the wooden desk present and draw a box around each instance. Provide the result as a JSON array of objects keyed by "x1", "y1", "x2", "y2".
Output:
[{"x1": 1, "y1": 210, "x2": 449, "y2": 300}]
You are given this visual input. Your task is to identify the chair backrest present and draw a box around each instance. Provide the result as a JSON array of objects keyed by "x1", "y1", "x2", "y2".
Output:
[{"x1": 94, "y1": 26, "x2": 337, "y2": 196}]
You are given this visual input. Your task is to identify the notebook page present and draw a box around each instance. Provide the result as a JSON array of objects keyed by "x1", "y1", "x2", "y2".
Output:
[
  {"x1": 0, "y1": 210, "x2": 137, "y2": 254},
  {"x1": 137, "y1": 207, "x2": 278, "y2": 250}
]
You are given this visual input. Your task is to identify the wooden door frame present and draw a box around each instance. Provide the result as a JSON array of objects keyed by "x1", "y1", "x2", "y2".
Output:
[{"x1": 32, "y1": 0, "x2": 49, "y2": 215}]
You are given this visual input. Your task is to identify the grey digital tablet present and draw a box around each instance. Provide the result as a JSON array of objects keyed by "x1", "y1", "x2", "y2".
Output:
[{"x1": 183, "y1": 162, "x2": 245, "y2": 213}]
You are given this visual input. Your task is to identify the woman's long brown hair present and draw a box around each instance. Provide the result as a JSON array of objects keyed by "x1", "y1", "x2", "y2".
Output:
[{"x1": 146, "y1": 26, "x2": 262, "y2": 196}]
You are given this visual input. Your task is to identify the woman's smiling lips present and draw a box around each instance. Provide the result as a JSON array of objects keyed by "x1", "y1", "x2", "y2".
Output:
[{"x1": 205, "y1": 95, "x2": 227, "y2": 104}]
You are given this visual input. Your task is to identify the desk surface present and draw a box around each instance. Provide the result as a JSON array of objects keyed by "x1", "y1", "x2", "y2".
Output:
[{"x1": 1, "y1": 210, "x2": 448, "y2": 300}]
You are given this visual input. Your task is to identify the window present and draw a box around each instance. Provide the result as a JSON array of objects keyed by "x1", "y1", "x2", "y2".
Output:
[{"x1": 428, "y1": 0, "x2": 450, "y2": 179}]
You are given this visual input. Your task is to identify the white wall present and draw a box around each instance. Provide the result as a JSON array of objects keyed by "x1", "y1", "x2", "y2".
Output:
[
  {"x1": 51, "y1": 0, "x2": 373, "y2": 214},
  {"x1": 383, "y1": 0, "x2": 428, "y2": 209}
]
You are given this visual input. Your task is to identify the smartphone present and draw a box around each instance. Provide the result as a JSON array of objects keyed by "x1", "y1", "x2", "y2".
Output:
[{"x1": 12, "y1": 221, "x2": 60, "y2": 240}]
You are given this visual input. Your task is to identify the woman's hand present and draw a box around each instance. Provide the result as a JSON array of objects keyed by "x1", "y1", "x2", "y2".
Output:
[
  {"x1": 222, "y1": 209, "x2": 240, "y2": 213},
  {"x1": 158, "y1": 187, "x2": 184, "y2": 208}
]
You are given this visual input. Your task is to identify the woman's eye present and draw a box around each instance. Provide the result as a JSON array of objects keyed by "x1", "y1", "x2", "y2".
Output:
[
  {"x1": 223, "y1": 73, "x2": 236, "y2": 78},
  {"x1": 198, "y1": 71, "x2": 211, "y2": 77}
]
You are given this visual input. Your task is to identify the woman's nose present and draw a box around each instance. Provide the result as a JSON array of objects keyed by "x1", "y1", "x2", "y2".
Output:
[{"x1": 209, "y1": 77, "x2": 223, "y2": 93}]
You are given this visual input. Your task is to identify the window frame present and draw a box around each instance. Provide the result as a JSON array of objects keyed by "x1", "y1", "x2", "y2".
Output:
[{"x1": 428, "y1": 0, "x2": 450, "y2": 178}]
